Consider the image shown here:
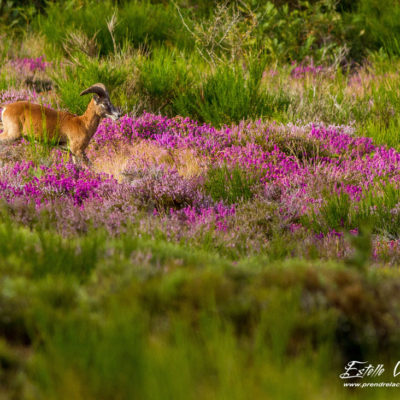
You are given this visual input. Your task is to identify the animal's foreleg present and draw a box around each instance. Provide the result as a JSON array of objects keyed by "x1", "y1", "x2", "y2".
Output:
[
  {"x1": 71, "y1": 150, "x2": 92, "y2": 167},
  {"x1": 70, "y1": 140, "x2": 92, "y2": 167}
]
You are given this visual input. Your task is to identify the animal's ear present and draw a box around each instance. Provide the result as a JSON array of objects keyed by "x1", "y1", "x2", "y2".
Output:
[{"x1": 93, "y1": 94, "x2": 100, "y2": 104}]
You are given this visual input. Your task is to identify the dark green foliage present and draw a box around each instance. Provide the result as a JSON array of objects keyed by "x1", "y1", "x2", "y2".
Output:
[
  {"x1": 6, "y1": 0, "x2": 400, "y2": 64},
  {"x1": 0, "y1": 223, "x2": 398, "y2": 399},
  {"x1": 115, "y1": 1, "x2": 193, "y2": 51},
  {"x1": 339, "y1": 0, "x2": 400, "y2": 61},
  {"x1": 37, "y1": 0, "x2": 113, "y2": 55},
  {"x1": 357, "y1": 0, "x2": 400, "y2": 57},
  {"x1": 0, "y1": 0, "x2": 40, "y2": 33},
  {"x1": 252, "y1": 0, "x2": 347, "y2": 64}
]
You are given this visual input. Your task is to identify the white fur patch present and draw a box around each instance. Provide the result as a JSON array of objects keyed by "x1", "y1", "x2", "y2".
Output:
[{"x1": 1, "y1": 107, "x2": 6, "y2": 122}]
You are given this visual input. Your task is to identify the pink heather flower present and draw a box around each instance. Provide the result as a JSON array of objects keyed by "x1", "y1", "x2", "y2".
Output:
[
  {"x1": 291, "y1": 60, "x2": 325, "y2": 79},
  {"x1": 11, "y1": 56, "x2": 50, "y2": 73}
]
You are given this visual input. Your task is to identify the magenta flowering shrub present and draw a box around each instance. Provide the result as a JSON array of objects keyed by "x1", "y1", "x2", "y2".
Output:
[
  {"x1": 172, "y1": 202, "x2": 235, "y2": 231},
  {"x1": 92, "y1": 112, "x2": 399, "y2": 218},
  {"x1": 156, "y1": 202, "x2": 236, "y2": 245},
  {"x1": 308, "y1": 125, "x2": 375, "y2": 156},
  {"x1": 88, "y1": 111, "x2": 400, "y2": 259},
  {"x1": 0, "y1": 88, "x2": 39, "y2": 105},
  {"x1": 0, "y1": 159, "x2": 138, "y2": 235},
  {"x1": 11, "y1": 56, "x2": 49, "y2": 73},
  {"x1": 1, "y1": 58, "x2": 53, "y2": 96},
  {"x1": 92, "y1": 113, "x2": 231, "y2": 152}
]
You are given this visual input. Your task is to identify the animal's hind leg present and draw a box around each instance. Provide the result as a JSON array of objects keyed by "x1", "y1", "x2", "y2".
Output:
[{"x1": 0, "y1": 119, "x2": 22, "y2": 145}]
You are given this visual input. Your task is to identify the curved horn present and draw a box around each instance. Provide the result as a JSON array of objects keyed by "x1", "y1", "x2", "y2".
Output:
[{"x1": 80, "y1": 83, "x2": 109, "y2": 98}]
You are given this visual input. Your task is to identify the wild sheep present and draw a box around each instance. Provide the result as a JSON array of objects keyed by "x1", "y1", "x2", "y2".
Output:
[{"x1": 0, "y1": 83, "x2": 121, "y2": 165}]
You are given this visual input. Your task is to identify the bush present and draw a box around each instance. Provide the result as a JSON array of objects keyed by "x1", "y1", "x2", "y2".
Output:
[
  {"x1": 37, "y1": 0, "x2": 114, "y2": 56},
  {"x1": 339, "y1": 0, "x2": 400, "y2": 61},
  {"x1": 138, "y1": 48, "x2": 194, "y2": 112},
  {"x1": 173, "y1": 59, "x2": 290, "y2": 126}
]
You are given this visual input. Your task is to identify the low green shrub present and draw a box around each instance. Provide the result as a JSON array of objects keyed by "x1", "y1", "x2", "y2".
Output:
[
  {"x1": 304, "y1": 183, "x2": 400, "y2": 238},
  {"x1": 204, "y1": 164, "x2": 257, "y2": 204}
]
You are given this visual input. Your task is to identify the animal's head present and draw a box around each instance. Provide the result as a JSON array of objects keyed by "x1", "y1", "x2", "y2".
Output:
[{"x1": 80, "y1": 83, "x2": 121, "y2": 120}]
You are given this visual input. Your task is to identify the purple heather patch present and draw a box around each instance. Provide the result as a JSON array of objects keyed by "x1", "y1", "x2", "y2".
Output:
[{"x1": 2, "y1": 88, "x2": 400, "y2": 261}]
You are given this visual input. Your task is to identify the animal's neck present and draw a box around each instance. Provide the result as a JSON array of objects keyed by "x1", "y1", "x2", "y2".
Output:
[{"x1": 80, "y1": 98, "x2": 101, "y2": 137}]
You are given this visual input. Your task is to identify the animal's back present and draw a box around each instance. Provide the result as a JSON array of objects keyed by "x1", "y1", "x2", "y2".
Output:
[{"x1": 2, "y1": 101, "x2": 72, "y2": 141}]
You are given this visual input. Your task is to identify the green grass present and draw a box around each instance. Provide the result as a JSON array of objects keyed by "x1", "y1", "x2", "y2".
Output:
[
  {"x1": 364, "y1": 118, "x2": 400, "y2": 150},
  {"x1": 204, "y1": 164, "x2": 257, "y2": 204}
]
